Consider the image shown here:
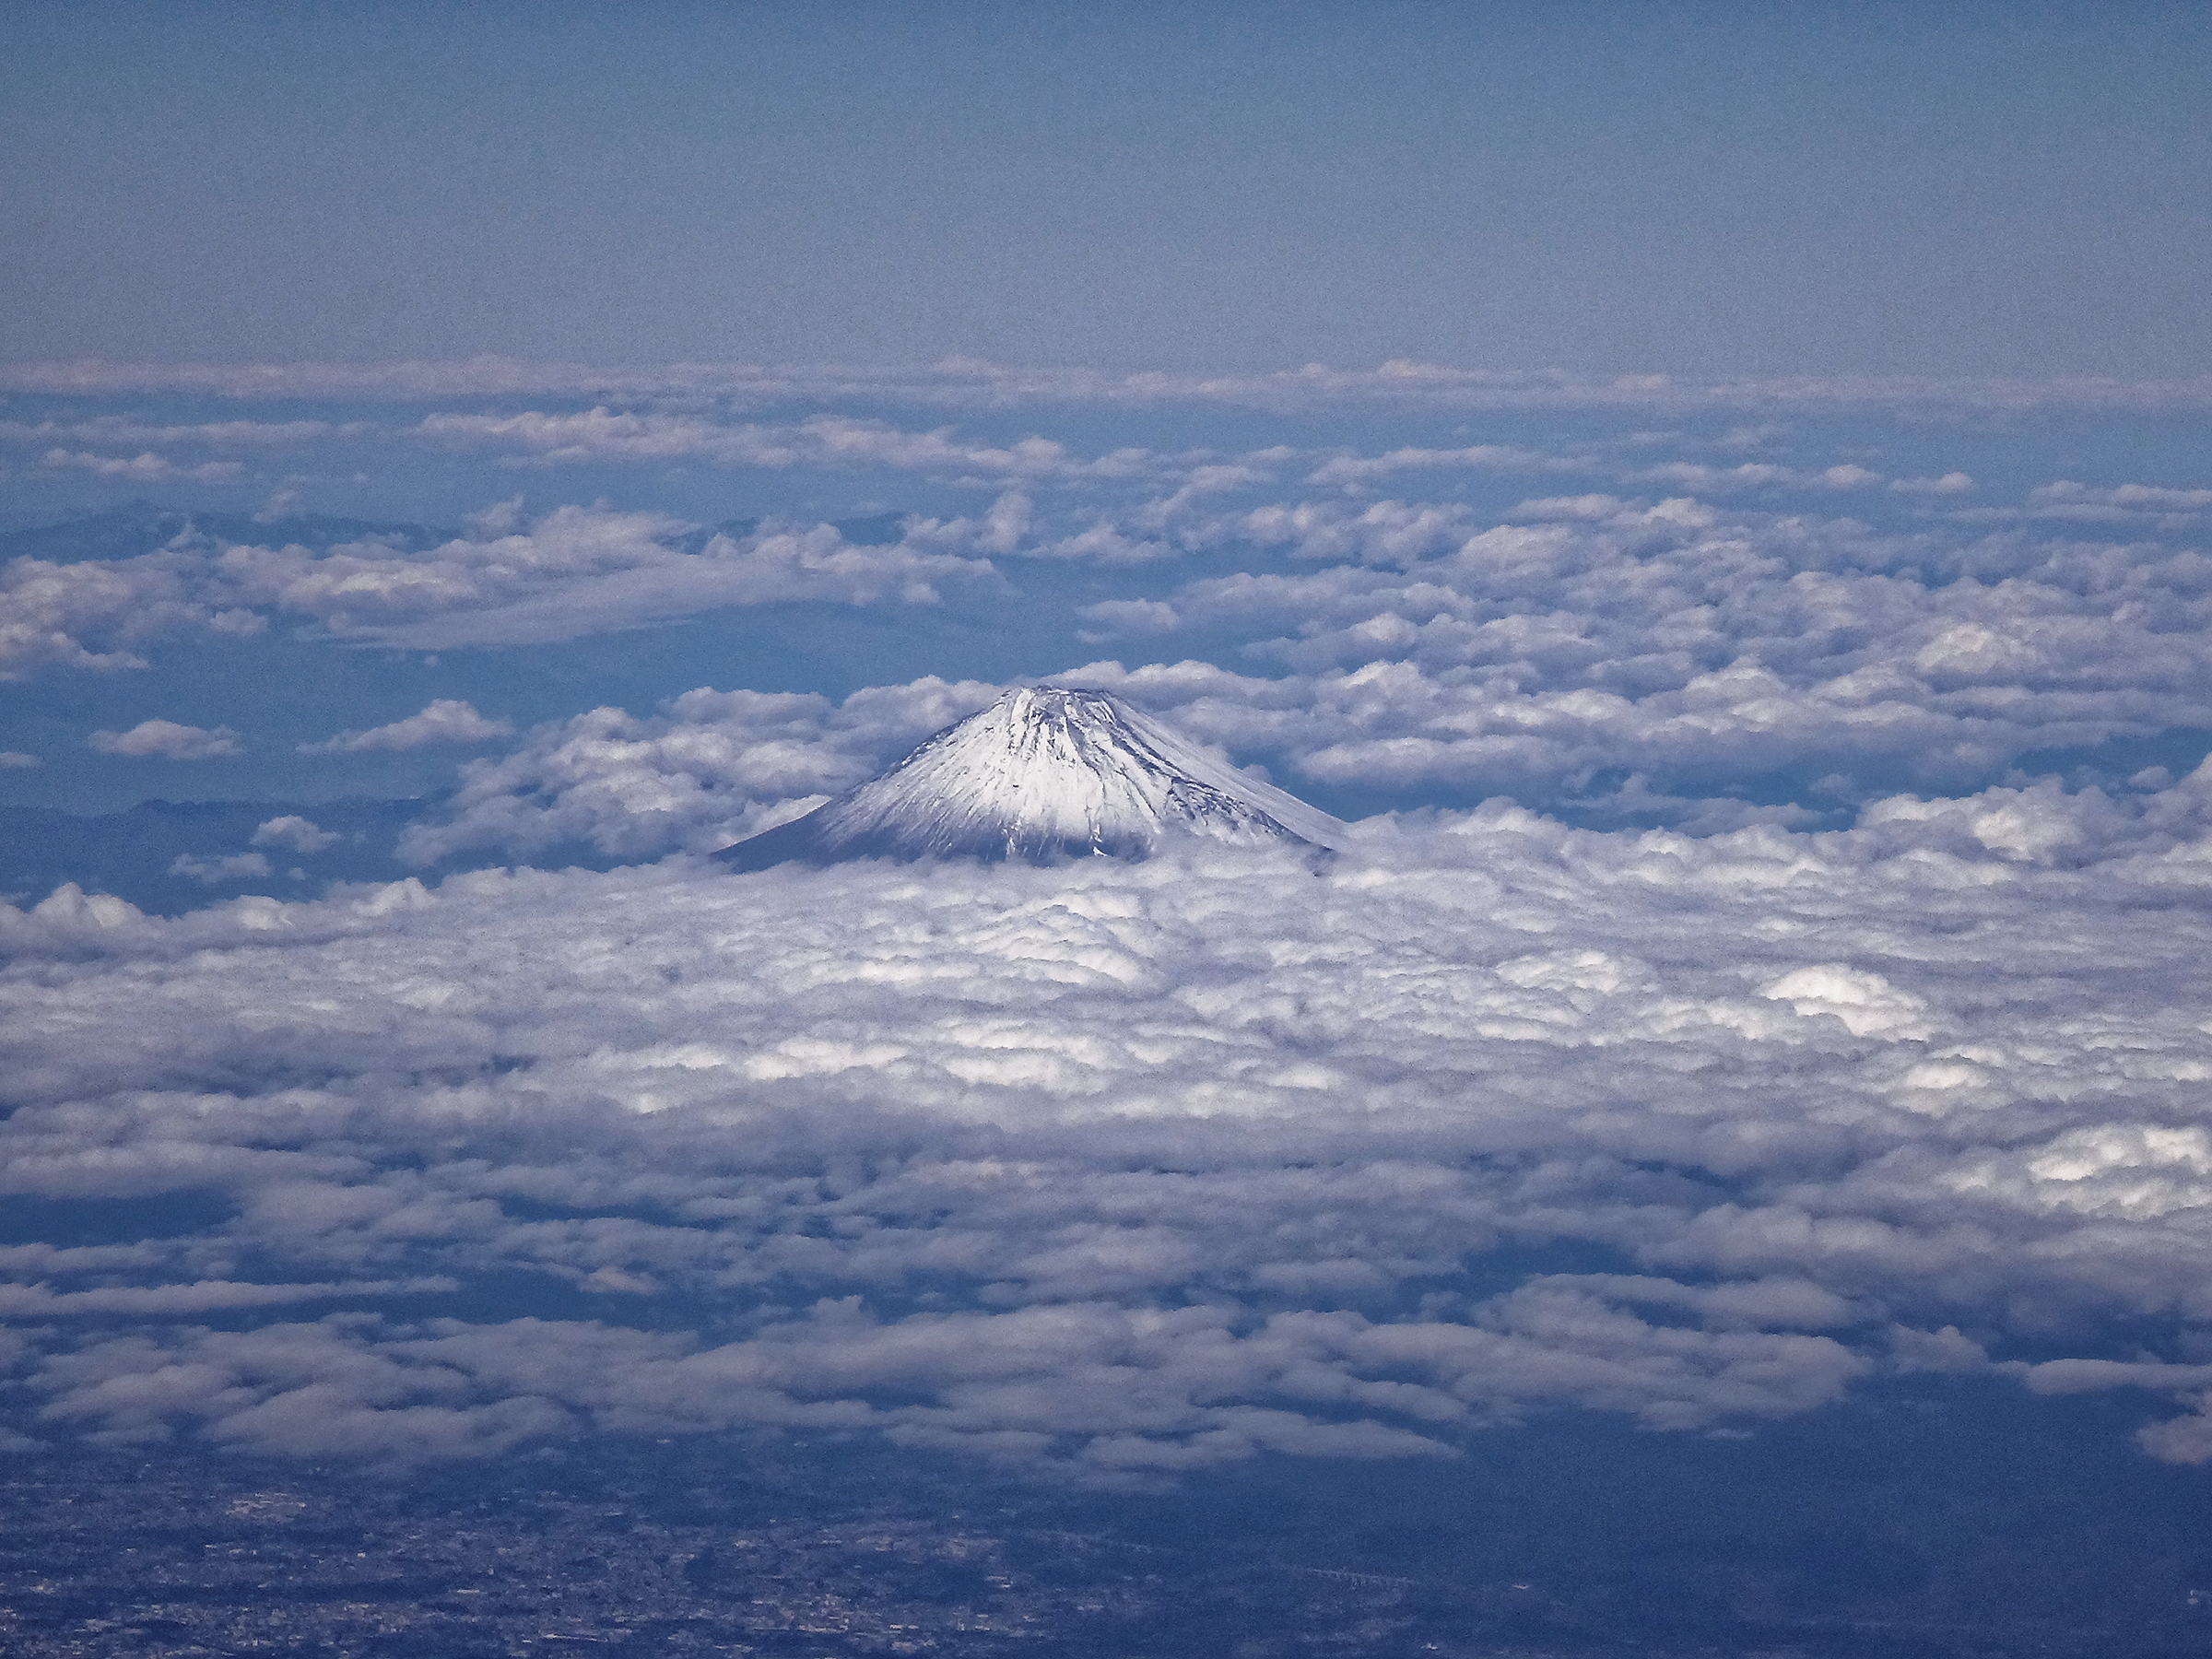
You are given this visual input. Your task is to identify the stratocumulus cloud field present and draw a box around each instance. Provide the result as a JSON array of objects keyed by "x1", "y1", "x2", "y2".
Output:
[
  {"x1": 8, "y1": 792, "x2": 2212, "y2": 1471},
  {"x1": 4, "y1": 362, "x2": 2212, "y2": 1502}
]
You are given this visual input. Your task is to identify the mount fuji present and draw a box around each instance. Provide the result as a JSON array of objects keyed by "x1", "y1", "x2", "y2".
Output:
[{"x1": 715, "y1": 686, "x2": 1344, "y2": 870}]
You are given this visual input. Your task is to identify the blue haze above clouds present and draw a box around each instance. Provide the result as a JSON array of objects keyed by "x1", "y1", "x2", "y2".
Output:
[
  {"x1": 6, "y1": 3, "x2": 2211, "y2": 378},
  {"x1": 5, "y1": 2, "x2": 2212, "y2": 1644}
]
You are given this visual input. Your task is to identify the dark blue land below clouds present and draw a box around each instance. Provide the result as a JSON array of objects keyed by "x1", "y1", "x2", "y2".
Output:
[
  {"x1": 11, "y1": 1386, "x2": 2212, "y2": 1658},
  {"x1": 9, "y1": 1159, "x2": 2212, "y2": 1654},
  {"x1": 0, "y1": 796, "x2": 432, "y2": 914}
]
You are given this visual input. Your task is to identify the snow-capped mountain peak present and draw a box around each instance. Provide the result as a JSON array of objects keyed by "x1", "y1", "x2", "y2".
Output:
[{"x1": 716, "y1": 685, "x2": 1343, "y2": 869}]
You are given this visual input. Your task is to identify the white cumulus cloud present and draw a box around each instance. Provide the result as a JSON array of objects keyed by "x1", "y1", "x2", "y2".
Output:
[
  {"x1": 300, "y1": 699, "x2": 514, "y2": 755},
  {"x1": 167, "y1": 852, "x2": 273, "y2": 884},
  {"x1": 252, "y1": 816, "x2": 341, "y2": 853},
  {"x1": 88, "y1": 718, "x2": 241, "y2": 759}
]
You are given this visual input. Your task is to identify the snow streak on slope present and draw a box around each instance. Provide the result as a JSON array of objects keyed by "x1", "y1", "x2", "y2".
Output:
[{"x1": 717, "y1": 686, "x2": 1343, "y2": 868}]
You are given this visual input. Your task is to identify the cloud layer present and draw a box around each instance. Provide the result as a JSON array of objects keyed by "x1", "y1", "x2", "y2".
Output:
[
  {"x1": 6, "y1": 782, "x2": 2212, "y2": 1469},
  {"x1": 300, "y1": 699, "x2": 513, "y2": 755},
  {"x1": 11, "y1": 358, "x2": 2212, "y2": 414},
  {"x1": 8, "y1": 366, "x2": 2211, "y2": 1482},
  {"x1": 18, "y1": 380, "x2": 2204, "y2": 849},
  {"x1": 1, "y1": 503, "x2": 992, "y2": 677},
  {"x1": 88, "y1": 718, "x2": 241, "y2": 759}
]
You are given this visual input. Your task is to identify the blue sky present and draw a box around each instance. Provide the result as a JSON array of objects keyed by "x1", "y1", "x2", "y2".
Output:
[
  {"x1": 6, "y1": 2, "x2": 2209, "y2": 375},
  {"x1": 5, "y1": 7, "x2": 2212, "y2": 1642}
]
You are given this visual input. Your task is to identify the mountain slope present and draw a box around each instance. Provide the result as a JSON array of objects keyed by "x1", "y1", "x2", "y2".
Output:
[{"x1": 715, "y1": 686, "x2": 1342, "y2": 869}]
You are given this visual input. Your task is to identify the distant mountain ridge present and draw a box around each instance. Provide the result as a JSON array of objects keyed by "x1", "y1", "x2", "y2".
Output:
[{"x1": 716, "y1": 686, "x2": 1342, "y2": 870}]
